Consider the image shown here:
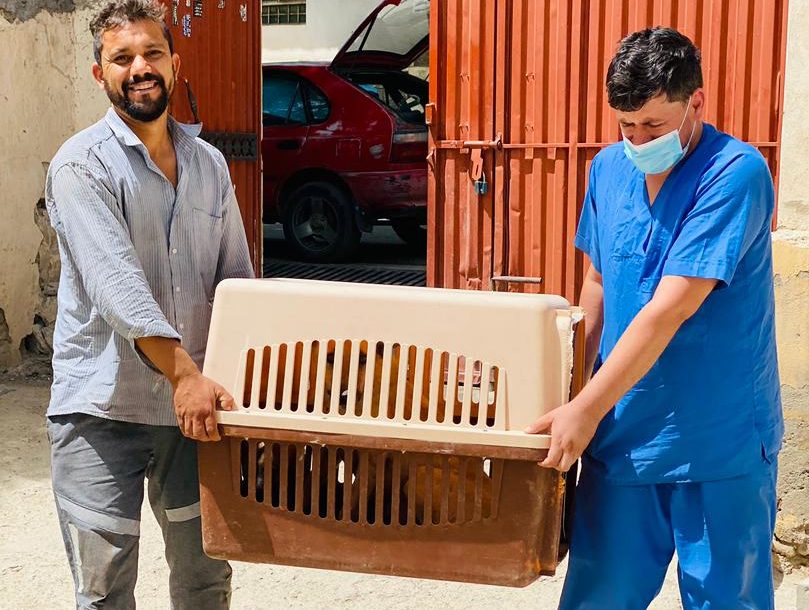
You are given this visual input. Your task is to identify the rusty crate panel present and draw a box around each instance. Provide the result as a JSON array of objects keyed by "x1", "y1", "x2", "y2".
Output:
[{"x1": 199, "y1": 432, "x2": 566, "y2": 586}]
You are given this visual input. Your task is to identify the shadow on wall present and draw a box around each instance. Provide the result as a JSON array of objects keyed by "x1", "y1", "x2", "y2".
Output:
[{"x1": 0, "y1": 308, "x2": 14, "y2": 365}]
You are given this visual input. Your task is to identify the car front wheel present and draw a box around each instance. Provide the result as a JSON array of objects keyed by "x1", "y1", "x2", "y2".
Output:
[{"x1": 282, "y1": 182, "x2": 360, "y2": 262}]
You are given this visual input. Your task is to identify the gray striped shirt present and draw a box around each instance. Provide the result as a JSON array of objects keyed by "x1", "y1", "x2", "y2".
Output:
[{"x1": 45, "y1": 108, "x2": 255, "y2": 426}]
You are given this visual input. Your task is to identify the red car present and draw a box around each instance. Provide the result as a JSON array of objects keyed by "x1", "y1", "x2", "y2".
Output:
[{"x1": 262, "y1": 0, "x2": 429, "y2": 262}]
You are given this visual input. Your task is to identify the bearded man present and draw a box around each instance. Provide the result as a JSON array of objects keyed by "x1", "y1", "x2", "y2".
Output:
[{"x1": 44, "y1": 1, "x2": 253, "y2": 607}]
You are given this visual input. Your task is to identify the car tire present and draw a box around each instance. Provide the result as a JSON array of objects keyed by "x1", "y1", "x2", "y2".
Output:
[
  {"x1": 282, "y1": 182, "x2": 360, "y2": 262},
  {"x1": 391, "y1": 218, "x2": 427, "y2": 249}
]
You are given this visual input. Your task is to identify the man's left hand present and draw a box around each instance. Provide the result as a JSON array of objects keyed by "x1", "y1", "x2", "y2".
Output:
[{"x1": 525, "y1": 400, "x2": 601, "y2": 471}]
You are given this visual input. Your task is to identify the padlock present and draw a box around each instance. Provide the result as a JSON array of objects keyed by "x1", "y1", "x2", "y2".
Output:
[{"x1": 474, "y1": 175, "x2": 489, "y2": 196}]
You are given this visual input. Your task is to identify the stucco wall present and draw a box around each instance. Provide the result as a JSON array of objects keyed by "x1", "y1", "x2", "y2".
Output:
[
  {"x1": 779, "y1": 0, "x2": 809, "y2": 234},
  {"x1": 73, "y1": 1, "x2": 109, "y2": 129},
  {"x1": 0, "y1": 1, "x2": 107, "y2": 369},
  {"x1": 772, "y1": 0, "x2": 809, "y2": 573},
  {"x1": 0, "y1": 11, "x2": 76, "y2": 367}
]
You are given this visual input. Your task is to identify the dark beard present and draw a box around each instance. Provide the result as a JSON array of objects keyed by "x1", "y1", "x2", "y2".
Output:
[{"x1": 105, "y1": 73, "x2": 172, "y2": 123}]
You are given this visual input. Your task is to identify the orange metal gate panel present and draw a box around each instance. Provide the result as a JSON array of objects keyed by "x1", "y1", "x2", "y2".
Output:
[
  {"x1": 428, "y1": 0, "x2": 788, "y2": 302},
  {"x1": 164, "y1": 0, "x2": 263, "y2": 276},
  {"x1": 427, "y1": 0, "x2": 499, "y2": 291}
]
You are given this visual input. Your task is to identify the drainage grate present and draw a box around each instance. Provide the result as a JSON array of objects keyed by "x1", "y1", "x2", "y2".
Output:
[{"x1": 263, "y1": 262, "x2": 426, "y2": 287}]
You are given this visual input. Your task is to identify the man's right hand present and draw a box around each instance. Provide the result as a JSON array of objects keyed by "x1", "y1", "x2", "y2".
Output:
[
  {"x1": 172, "y1": 372, "x2": 236, "y2": 442},
  {"x1": 134, "y1": 336, "x2": 236, "y2": 441}
]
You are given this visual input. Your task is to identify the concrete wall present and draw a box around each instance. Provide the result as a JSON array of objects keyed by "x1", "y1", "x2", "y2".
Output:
[
  {"x1": 772, "y1": 0, "x2": 809, "y2": 573},
  {"x1": 0, "y1": 10, "x2": 75, "y2": 367},
  {"x1": 261, "y1": 0, "x2": 378, "y2": 63},
  {"x1": 0, "y1": 1, "x2": 107, "y2": 369},
  {"x1": 73, "y1": 2, "x2": 110, "y2": 128}
]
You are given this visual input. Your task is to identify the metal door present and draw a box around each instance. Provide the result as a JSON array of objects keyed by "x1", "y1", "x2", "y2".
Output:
[
  {"x1": 428, "y1": 0, "x2": 789, "y2": 302},
  {"x1": 163, "y1": 0, "x2": 263, "y2": 275},
  {"x1": 426, "y1": 0, "x2": 499, "y2": 291}
]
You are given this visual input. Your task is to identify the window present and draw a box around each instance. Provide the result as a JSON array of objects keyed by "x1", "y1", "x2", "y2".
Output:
[
  {"x1": 262, "y1": 1, "x2": 306, "y2": 25},
  {"x1": 305, "y1": 83, "x2": 330, "y2": 123},
  {"x1": 262, "y1": 75, "x2": 307, "y2": 125},
  {"x1": 262, "y1": 72, "x2": 331, "y2": 126},
  {"x1": 345, "y1": 72, "x2": 427, "y2": 125}
]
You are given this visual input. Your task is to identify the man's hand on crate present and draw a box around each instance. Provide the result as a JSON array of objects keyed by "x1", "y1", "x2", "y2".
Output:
[
  {"x1": 525, "y1": 400, "x2": 600, "y2": 472},
  {"x1": 173, "y1": 372, "x2": 236, "y2": 441},
  {"x1": 134, "y1": 336, "x2": 236, "y2": 441},
  {"x1": 525, "y1": 275, "x2": 718, "y2": 471}
]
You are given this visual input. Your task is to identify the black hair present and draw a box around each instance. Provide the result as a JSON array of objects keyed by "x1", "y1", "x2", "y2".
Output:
[
  {"x1": 606, "y1": 27, "x2": 703, "y2": 111},
  {"x1": 90, "y1": 0, "x2": 174, "y2": 64}
]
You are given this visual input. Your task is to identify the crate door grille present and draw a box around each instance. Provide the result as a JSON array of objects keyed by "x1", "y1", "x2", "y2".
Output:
[
  {"x1": 237, "y1": 341, "x2": 505, "y2": 430},
  {"x1": 236, "y1": 439, "x2": 504, "y2": 526}
]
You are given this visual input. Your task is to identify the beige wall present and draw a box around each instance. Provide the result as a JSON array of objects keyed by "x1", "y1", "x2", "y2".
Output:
[
  {"x1": 73, "y1": 3, "x2": 112, "y2": 130},
  {"x1": 0, "y1": 12, "x2": 75, "y2": 367},
  {"x1": 772, "y1": 0, "x2": 809, "y2": 572},
  {"x1": 779, "y1": 0, "x2": 809, "y2": 233},
  {"x1": 776, "y1": 0, "x2": 809, "y2": 410},
  {"x1": 0, "y1": 4, "x2": 107, "y2": 368}
]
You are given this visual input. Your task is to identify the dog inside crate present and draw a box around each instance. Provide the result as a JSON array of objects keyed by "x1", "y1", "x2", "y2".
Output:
[
  {"x1": 244, "y1": 339, "x2": 500, "y2": 425},
  {"x1": 236, "y1": 339, "x2": 504, "y2": 524},
  {"x1": 238, "y1": 440, "x2": 497, "y2": 525}
]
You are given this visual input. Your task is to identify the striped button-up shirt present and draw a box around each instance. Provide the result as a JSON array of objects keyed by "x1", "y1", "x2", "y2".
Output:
[{"x1": 45, "y1": 108, "x2": 254, "y2": 426}]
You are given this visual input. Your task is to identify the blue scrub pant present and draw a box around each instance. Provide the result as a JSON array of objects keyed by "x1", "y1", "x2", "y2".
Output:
[{"x1": 559, "y1": 454, "x2": 778, "y2": 610}]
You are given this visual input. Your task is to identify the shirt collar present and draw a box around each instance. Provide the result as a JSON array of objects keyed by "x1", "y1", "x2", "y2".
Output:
[
  {"x1": 104, "y1": 107, "x2": 203, "y2": 160},
  {"x1": 104, "y1": 107, "x2": 142, "y2": 147}
]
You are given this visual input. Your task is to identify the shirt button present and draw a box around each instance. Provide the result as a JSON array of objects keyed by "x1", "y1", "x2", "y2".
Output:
[
  {"x1": 179, "y1": 323, "x2": 185, "y2": 330},
  {"x1": 175, "y1": 286, "x2": 181, "y2": 293},
  {"x1": 171, "y1": 248, "x2": 178, "y2": 254}
]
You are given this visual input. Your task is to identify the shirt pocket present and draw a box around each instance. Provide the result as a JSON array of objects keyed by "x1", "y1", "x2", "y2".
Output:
[{"x1": 193, "y1": 207, "x2": 224, "y2": 300}]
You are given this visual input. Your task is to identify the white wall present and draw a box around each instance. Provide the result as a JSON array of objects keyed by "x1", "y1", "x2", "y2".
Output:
[{"x1": 261, "y1": 0, "x2": 379, "y2": 64}]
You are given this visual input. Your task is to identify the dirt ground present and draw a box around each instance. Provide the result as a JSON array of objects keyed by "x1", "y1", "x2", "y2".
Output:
[{"x1": 0, "y1": 379, "x2": 802, "y2": 609}]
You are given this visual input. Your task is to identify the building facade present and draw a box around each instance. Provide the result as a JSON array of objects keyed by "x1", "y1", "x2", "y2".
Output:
[{"x1": 260, "y1": 0, "x2": 378, "y2": 63}]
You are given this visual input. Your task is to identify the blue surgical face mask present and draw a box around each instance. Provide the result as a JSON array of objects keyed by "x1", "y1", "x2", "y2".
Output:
[{"x1": 622, "y1": 97, "x2": 696, "y2": 175}]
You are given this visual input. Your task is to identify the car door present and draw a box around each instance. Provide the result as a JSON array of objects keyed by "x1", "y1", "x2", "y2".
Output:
[{"x1": 261, "y1": 70, "x2": 311, "y2": 220}]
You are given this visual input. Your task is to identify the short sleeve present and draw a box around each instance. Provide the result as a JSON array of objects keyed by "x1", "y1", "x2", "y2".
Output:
[
  {"x1": 574, "y1": 159, "x2": 602, "y2": 274},
  {"x1": 661, "y1": 152, "x2": 774, "y2": 287}
]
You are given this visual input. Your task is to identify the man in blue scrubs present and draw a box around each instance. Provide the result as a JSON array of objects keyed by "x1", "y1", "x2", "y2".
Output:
[{"x1": 526, "y1": 28, "x2": 783, "y2": 609}]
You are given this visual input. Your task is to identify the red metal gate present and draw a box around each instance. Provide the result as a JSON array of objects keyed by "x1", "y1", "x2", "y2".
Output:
[
  {"x1": 164, "y1": 0, "x2": 263, "y2": 275},
  {"x1": 428, "y1": 0, "x2": 788, "y2": 301}
]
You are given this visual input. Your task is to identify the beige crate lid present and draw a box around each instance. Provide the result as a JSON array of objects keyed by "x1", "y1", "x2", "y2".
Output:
[{"x1": 204, "y1": 279, "x2": 581, "y2": 450}]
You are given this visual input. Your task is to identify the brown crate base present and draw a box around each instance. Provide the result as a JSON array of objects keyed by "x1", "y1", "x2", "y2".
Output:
[{"x1": 199, "y1": 431, "x2": 565, "y2": 587}]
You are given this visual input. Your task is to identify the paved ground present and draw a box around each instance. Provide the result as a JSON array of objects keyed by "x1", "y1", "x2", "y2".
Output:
[
  {"x1": 263, "y1": 223, "x2": 427, "y2": 268},
  {"x1": 0, "y1": 380, "x2": 802, "y2": 609}
]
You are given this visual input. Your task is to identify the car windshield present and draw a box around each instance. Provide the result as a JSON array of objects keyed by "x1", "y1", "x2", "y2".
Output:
[{"x1": 345, "y1": 0, "x2": 429, "y2": 58}]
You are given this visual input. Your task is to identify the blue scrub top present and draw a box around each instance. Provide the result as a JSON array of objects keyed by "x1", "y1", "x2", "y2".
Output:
[{"x1": 575, "y1": 123, "x2": 783, "y2": 484}]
